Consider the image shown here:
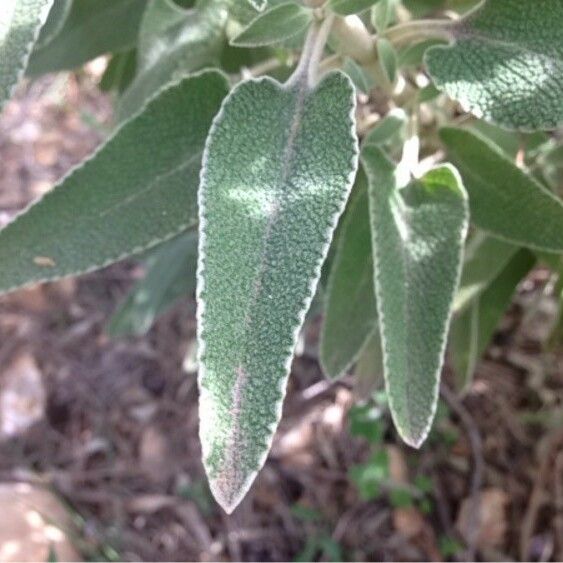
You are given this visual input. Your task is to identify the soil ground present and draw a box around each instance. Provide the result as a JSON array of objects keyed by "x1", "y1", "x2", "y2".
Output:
[{"x1": 0, "y1": 70, "x2": 562, "y2": 562}]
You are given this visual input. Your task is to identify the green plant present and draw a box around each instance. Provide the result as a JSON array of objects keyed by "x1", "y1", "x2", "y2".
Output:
[{"x1": 1, "y1": 0, "x2": 562, "y2": 513}]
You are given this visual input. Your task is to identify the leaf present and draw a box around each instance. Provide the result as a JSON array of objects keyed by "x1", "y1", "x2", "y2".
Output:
[
  {"x1": 425, "y1": 0, "x2": 563, "y2": 130},
  {"x1": 231, "y1": 2, "x2": 313, "y2": 47},
  {"x1": 362, "y1": 146, "x2": 469, "y2": 447},
  {"x1": 454, "y1": 233, "x2": 518, "y2": 313},
  {"x1": 440, "y1": 127, "x2": 563, "y2": 253},
  {"x1": 27, "y1": 0, "x2": 148, "y2": 75},
  {"x1": 0, "y1": 70, "x2": 229, "y2": 295},
  {"x1": 371, "y1": 0, "x2": 395, "y2": 33},
  {"x1": 109, "y1": 231, "x2": 198, "y2": 337},
  {"x1": 246, "y1": 0, "x2": 267, "y2": 10},
  {"x1": 35, "y1": 0, "x2": 71, "y2": 49},
  {"x1": 100, "y1": 50, "x2": 137, "y2": 94},
  {"x1": 329, "y1": 0, "x2": 380, "y2": 16},
  {"x1": 449, "y1": 249, "x2": 535, "y2": 388},
  {"x1": 376, "y1": 38, "x2": 398, "y2": 84},
  {"x1": 342, "y1": 57, "x2": 374, "y2": 95},
  {"x1": 0, "y1": 0, "x2": 53, "y2": 110},
  {"x1": 363, "y1": 108, "x2": 406, "y2": 147},
  {"x1": 117, "y1": 0, "x2": 227, "y2": 121},
  {"x1": 198, "y1": 69, "x2": 358, "y2": 512},
  {"x1": 320, "y1": 169, "x2": 377, "y2": 379},
  {"x1": 354, "y1": 331, "x2": 383, "y2": 399}
]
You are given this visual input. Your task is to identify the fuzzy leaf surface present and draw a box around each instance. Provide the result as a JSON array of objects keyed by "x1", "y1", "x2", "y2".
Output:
[
  {"x1": 27, "y1": 0, "x2": 148, "y2": 74},
  {"x1": 117, "y1": 0, "x2": 227, "y2": 121},
  {"x1": 109, "y1": 231, "x2": 198, "y2": 337},
  {"x1": 231, "y1": 2, "x2": 312, "y2": 47},
  {"x1": 320, "y1": 170, "x2": 377, "y2": 379},
  {"x1": 0, "y1": 71, "x2": 229, "y2": 294},
  {"x1": 441, "y1": 127, "x2": 563, "y2": 252},
  {"x1": 35, "y1": 0, "x2": 71, "y2": 49},
  {"x1": 329, "y1": 0, "x2": 380, "y2": 16},
  {"x1": 0, "y1": 0, "x2": 53, "y2": 110},
  {"x1": 198, "y1": 71, "x2": 358, "y2": 512},
  {"x1": 426, "y1": 0, "x2": 563, "y2": 130},
  {"x1": 362, "y1": 146, "x2": 469, "y2": 447},
  {"x1": 450, "y1": 249, "x2": 535, "y2": 388}
]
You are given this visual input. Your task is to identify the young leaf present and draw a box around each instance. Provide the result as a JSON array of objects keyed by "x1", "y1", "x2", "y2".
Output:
[
  {"x1": 425, "y1": 0, "x2": 563, "y2": 130},
  {"x1": 0, "y1": 0, "x2": 53, "y2": 110},
  {"x1": 440, "y1": 127, "x2": 563, "y2": 253},
  {"x1": 27, "y1": 0, "x2": 148, "y2": 75},
  {"x1": 449, "y1": 249, "x2": 535, "y2": 388},
  {"x1": 362, "y1": 146, "x2": 469, "y2": 447},
  {"x1": 198, "y1": 68, "x2": 358, "y2": 511},
  {"x1": 246, "y1": 0, "x2": 268, "y2": 10},
  {"x1": 454, "y1": 234, "x2": 518, "y2": 313},
  {"x1": 363, "y1": 108, "x2": 406, "y2": 148},
  {"x1": 109, "y1": 231, "x2": 198, "y2": 337},
  {"x1": 376, "y1": 38, "x2": 397, "y2": 84},
  {"x1": 371, "y1": 0, "x2": 395, "y2": 33},
  {"x1": 117, "y1": 0, "x2": 227, "y2": 121},
  {"x1": 231, "y1": 2, "x2": 313, "y2": 48},
  {"x1": 329, "y1": 0, "x2": 380, "y2": 16},
  {"x1": 0, "y1": 71, "x2": 229, "y2": 295},
  {"x1": 320, "y1": 169, "x2": 377, "y2": 379}
]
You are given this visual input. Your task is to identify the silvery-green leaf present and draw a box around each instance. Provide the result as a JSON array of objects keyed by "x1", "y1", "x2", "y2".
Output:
[
  {"x1": 0, "y1": 0, "x2": 53, "y2": 110},
  {"x1": 100, "y1": 50, "x2": 137, "y2": 94},
  {"x1": 329, "y1": 0, "x2": 380, "y2": 16},
  {"x1": 363, "y1": 108, "x2": 406, "y2": 148},
  {"x1": 376, "y1": 38, "x2": 397, "y2": 84},
  {"x1": 425, "y1": 0, "x2": 563, "y2": 130},
  {"x1": 109, "y1": 231, "x2": 198, "y2": 337},
  {"x1": 231, "y1": 2, "x2": 313, "y2": 47},
  {"x1": 342, "y1": 57, "x2": 374, "y2": 95},
  {"x1": 441, "y1": 127, "x2": 563, "y2": 253},
  {"x1": 454, "y1": 233, "x2": 518, "y2": 314},
  {"x1": 27, "y1": 0, "x2": 148, "y2": 75},
  {"x1": 371, "y1": 0, "x2": 395, "y2": 33},
  {"x1": 35, "y1": 0, "x2": 71, "y2": 49},
  {"x1": 354, "y1": 331, "x2": 383, "y2": 399},
  {"x1": 362, "y1": 146, "x2": 469, "y2": 447},
  {"x1": 117, "y1": 0, "x2": 227, "y2": 121},
  {"x1": 198, "y1": 68, "x2": 358, "y2": 512},
  {"x1": 449, "y1": 249, "x2": 535, "y2": 388},
  {"x1": 0, "y1": 71, "x2": 229, "y2": 295},
  {"x1": 320, "y1": 169, "x2": 377, "y2": 379}
]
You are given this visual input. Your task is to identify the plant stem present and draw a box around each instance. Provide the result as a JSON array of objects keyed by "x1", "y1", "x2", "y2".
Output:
[{"x1": 385, "y1": 19, "x2": 454, "y2": 47}]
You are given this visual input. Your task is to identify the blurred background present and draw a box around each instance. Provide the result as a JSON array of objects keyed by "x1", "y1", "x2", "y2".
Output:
[{"x1": 0, "y1": 62, "x2": 562, "y2": 563}]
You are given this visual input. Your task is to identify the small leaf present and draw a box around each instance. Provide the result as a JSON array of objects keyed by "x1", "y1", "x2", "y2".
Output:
[
  {"x1": 454, "y1": 234, "x2": 518, "y2": 313},
  {"x1": 320, "y1": 169, "x2": 377, "y2": 379},
  {"x1": 440, "y1": 127, "x2": 563, "y2": 253},
  {"x1": 342, "y1": 57, "x2": 374, "y2": 95},
  {"x1": 198, "y1": 70, "x2": 358, "y2": 512},
  {"x1": 246, "y1": 0, "x2": 268, "y2": 11},
  {"x1": 117, "y1": 0, "x2": 227, "y2": 121},
  {"x1": 27, "y1": 0, "x2": 148, "y2": 75},
  {"x1": 362, "y1": 146, "x2": 469, "y2": 447},
  {"x1": 449, "y1": 249, "x2": 535, "y2": 388},
  {"x1": 363, "y1": 108, "x2": 406, "y2": 147},
  {"x1": 0, "y1": 0, "x2": 53, "y2": 110},
  {"x1": 329, "y1": 0, "x2": 380, "y2": 16},
  {"x1": 371, "y1": 0, "x2": 395, "y2": 33},
  {"x1": 0, "y1": 71, "x2": 229, "y2": 295},
  {"x1": 109, "y1": 231, "x2": 198, "y2": 337},
  {"x1": 231, "y1": 2, "x2": 313, "y2": 48},
  {"x1": 376, "y1": 38, "x2": 397, "y2": 84},
  {"x1": 35, "y1": 0, "x2": 71, "y2": 49},
  {"x1": 425, "y1": 0, "x2": 563, "y2": 130}
]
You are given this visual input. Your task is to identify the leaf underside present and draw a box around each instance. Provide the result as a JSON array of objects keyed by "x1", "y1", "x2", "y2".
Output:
[
  {"x1": 198, "y1": 71, "x2": 358, "y2": 512},
  {"x1": 362, "y1": 146, "x2": 469, "y2": 447},
  {"x1": 441, "y1": 127, "x2": 563, "y2": 253},
  {"x1": 320, "y1": 169, "x2": 377, "y2": 379},
  {"x1": 0, "y1": 71, "x2": 229, "y2": 295},
  {"x1": 426, "y1": 0, "x2": 563, "y2": 130},
  {"x1": 0, "y1": 0, "x2": 53, "y2": 110}
]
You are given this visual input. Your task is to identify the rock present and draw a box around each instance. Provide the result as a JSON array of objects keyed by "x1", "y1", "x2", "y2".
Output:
[
  {"x1": 0, "y1": 354, "x2": 46, "y2": 439},
  {"x1": 456, "y1": 488, "x2": 509, "y2": 550},
  {"x1": 0, "y1": 483, "x2": 80, "y2": 562}
]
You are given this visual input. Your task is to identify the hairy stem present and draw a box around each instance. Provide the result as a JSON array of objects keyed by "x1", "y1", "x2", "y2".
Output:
[{"x1": 385, "y1": 19, "x2": 454, "y2": 47}]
